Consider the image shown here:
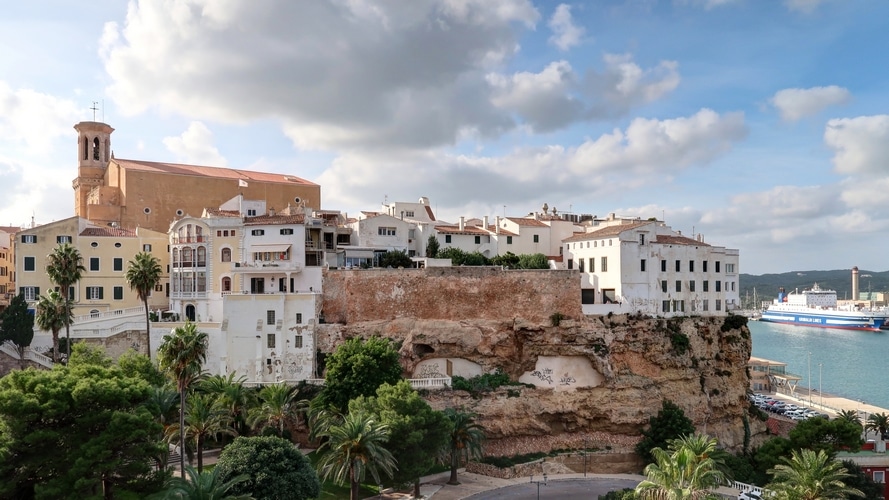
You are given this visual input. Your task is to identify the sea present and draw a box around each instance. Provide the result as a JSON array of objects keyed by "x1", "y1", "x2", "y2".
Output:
[{"x1": 749, "y1": 320, "x2": 888, "y2": 409}]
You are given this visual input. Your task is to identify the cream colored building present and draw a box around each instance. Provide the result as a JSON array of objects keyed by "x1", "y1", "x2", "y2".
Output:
[
  {"x1": 0, "y1": 226, "x2": 18, "y2": 312},
  {"x1": 13, "y1": 216, "x2": 169, "y2": 316}
]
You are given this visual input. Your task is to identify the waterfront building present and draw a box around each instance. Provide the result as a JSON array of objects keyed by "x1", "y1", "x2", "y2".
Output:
[{"x1": 748, "y1": 356, "x2": 794, "y2": 393}]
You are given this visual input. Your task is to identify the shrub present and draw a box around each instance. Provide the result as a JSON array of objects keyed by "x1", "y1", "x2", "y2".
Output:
[
  {"x1": 451, "y1": 369, "x2": 516, "y2": 394},
  {"x1": 721, "y1": 314, "x2": 748, "y2": 332},
  {"x1": 550, "y1": 312, "x2": 565, "y2": 327},
  {"x1": 212, "y1": 435, "x2": 321, "y2": 500}
]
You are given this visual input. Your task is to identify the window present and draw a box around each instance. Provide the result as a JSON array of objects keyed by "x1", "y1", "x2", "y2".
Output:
[
  {"x1": 601, "y1": 256, "x2": 607, "y2": 272},
  {"x1": 578, "y1": 259, "x2": 584, "y2": 272},
  {"x1": 143, "y1": 244, "x2": 152, "y2": 252},
  {"x1": 715, "y1": 261, "x2": 721, "y2": 273},
  {"x1": 472, "y1": 235, "x2": 480, "y2": 244},
  {"x1": 267, "y1": 333, "x2": 276, "y2": 348},
  {"x1": 90, "y1": 257, "x2": 100, "y2": 271},
  {"x1": 662, "y1": 300, "x2": 670, "y2": 313},
  {"x1": 533, "y1": 234, "x2": 539, "y2": 243},
  {"x1": 24, "y1": 257, "x2": 35, "y2": 271},
  {"x1": 21, "y1": 235, "x2": 36, "y2": 243},
  {"x1": 676, "y1": 280, "x2": 682, "y2": 292},
  {"x1": 716, "y1": 281, "x2": 722, "y2": 292},
  {"x1": 231, "y1": 230, "x2": 235, "y2": 237},
  {"x1": 703, "y1": 300, "x2": 709, "y2": 311},
  {"x1": 445, "y1": 235, "x2": 452, "y2": 243},
  {"x1": 113, "y1": 286, "x2": 123, "y2": 300},
  {"x1": 221, "y1": 248, "x2": 231, "y2": 262},
  {"x1": 703, "y1": 261, "x2": 708, "y2": 272},
  {"x1": 251, "y1": 229, "x2": 265, "y2": 236},
  {"x1": 21, "y1": 287, "x2": 39, "y2": 301},
  {"x1": 661, "y1": 280, "x2": 668, "y2": 293},
  {"x1": 113, "y1": 258, "x2": 123, "y2": 271},
  {"x1": 731, "y1": 281, "x2": 735, "y2": 291},
  {"x1": 267, "y1": 310, "x2": 276, "y2": 325},
  {"x1": 703, "y1": 280, "x2": 709, "y2": 292},
  {"x1": 716, "y1": 299, "x2": 722, "y2": 311},
  {"x1": 567, "y1": 259, "x2": 573, "y2": 270},
  {"x1": 217, "y1": 230, "x2": 222, "y2": 237},
  {"x1": 589, "y1": 258, "x2": 594, "y2": 273},
  {"x1": 294, "y1": 335, "x2": 304, "y2": 348},
  {"x1": 675, "y1": 260, "x2": 681, "y2": 272},
  {"x1": 86, "y1": 286, "x2": 104, "y2": 300},
  {"x1": 296, "y1": 313, "x2": 303, "y2": 324},
  {"x1": 661, "y1": 260, "x2": 667, "y2": 272},
  {"x1": 640, "y1": 259, "x2": 646, "y2": 272},
  {"x1": 639, "y1": 234, "x2": 645, "y2": 245},
  {"x1": 222, "y1": 277, "x2": 231, "y2": 292},
  {"x1": 581, "y1": 289, "x2": 595, "y2": 304},
  {"x1": 874, "y1": 471, "x2": 885, "y2": 484},
  {"x1": 689, "y1": 260, "x2": 695, "y2": 272},
  {"x1": 725, "y1": 263, "x2": 735, "y2": 273},
  {"x1": 507, "y1": 236, "x2": 513, "y2": 244},
  {"x1": 280, "y1": 228, "x2": 294, "y2": 235},
  {"x1": 689, "y1": 281, "x2": 696, "y2": 292},
  {"x1": 247, "y1": 209, "x2": 257, "y2": 216},
  {"x1": 57, "y1": 235, "x2": 72, "y2": 244},
  {"x1": 378, "y1": 227, "x2": 396, "y2": 236}
]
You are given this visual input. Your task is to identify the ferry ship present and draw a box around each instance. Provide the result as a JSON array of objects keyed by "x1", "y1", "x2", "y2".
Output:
[{"x1": 760, "y1": 284, "x2": 888, "y2": 331}]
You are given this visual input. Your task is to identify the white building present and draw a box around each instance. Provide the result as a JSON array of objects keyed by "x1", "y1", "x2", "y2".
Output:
[{"x1": 563, "y1": 216, "x2": 740, "y2": 317}]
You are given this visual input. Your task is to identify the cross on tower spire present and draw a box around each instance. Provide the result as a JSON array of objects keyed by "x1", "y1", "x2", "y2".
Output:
[{"x1": 90, "y1": 101, "x2": 99, "y2": 121}]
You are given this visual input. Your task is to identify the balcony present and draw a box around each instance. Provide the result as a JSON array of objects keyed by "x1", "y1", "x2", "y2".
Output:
[
  {"x1": 171, "y1": 235, "x2": 206, "y2": 244},
  {"x1": 231, "y1": 261, "x2": 303, "y2": 273},
  {"x1": 171, "y1": 291, "x2": 209, "y2": 299}
]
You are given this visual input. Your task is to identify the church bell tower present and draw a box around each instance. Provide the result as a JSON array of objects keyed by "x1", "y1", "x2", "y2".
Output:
[{"x1": 72, "y1": 121, "x2": 114, "y2": 218}]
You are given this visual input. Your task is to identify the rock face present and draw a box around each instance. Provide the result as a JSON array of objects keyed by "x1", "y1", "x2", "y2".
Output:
[{"x1": 318, "y1": 268, "x2": 765, "y2": 460}]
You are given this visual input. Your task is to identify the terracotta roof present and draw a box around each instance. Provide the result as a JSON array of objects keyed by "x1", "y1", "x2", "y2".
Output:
[
  {"x1": 655, "y1": 235, "x2": 710, "y2": 247},
  {"x1": 0, "y1": 226, "x2": 21, "y2": 233},
  {"x1": 504, "y1": 217, "x2": 548, "y2": 227},
  {"x1": 424, "y1": 205, "x2": 436, "y2": 221},
  {"x1": 204, "y1": 209, "x2": 242, "y2": 218},
  {"x1": 435, "y1": 225, "x2": 491, "y2": 236},
  {"x1": 488, "y1": 226, "x2": 517, "y2": 236},
  {"x1": 562, "y1": 221, "x2": 650, "y2": 242},
  {"x1": 80, "y1": 227, "x2": 138, "y2": 237},
  {"x1": 244, "y1": 214, "x2": 306, "y2": 225},
  {"x1": 113, "y1": 158, "x2": 318, "y2": 186}
]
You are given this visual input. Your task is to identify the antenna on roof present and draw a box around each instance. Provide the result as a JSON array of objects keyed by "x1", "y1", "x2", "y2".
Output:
[{"x1": 90, "y1": 101, "x2": 99, "y2": 121}]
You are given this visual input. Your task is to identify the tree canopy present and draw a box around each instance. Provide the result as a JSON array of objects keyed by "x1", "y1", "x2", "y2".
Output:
[
  {"x1": 377, "y1": 249, "x2": 414, "y2": 268},
  {"x1": 425, "y1": 235, "x2": 440, "y2": 258},
  {"x1": 635, "y1": 400, "x2": 695, "y2": 464},
  {"x1": 0, "y1": 293, "x2": 34, "y2": 368},
  {"x1": 215, "y1": 435, "x2": 320, "y2": 500},
  {"x1": 316, "y1": 336, "x2": 403, "y2": 412}
]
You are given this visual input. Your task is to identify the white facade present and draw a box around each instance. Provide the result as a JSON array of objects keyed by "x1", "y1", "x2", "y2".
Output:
[{"x1": 564, "y1": 219, "x2": 740, "y2": 317}]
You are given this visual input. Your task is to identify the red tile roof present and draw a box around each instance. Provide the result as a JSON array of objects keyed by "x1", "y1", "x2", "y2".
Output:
[
  {"x1": 80, "y1": 227, "x2": 138, "y2": 237},
  {"x1": 0, "y1": 226, "x2": 21, "y2": 233},
  {"x1": 114, "y1": 159, "x2": 318, "y2": 186},
  {"x1": 424, "y1": 205, "x2": 436, "y2": 221},
  {"x1": 655, "y1": 235, "x2": 710, "y2": 247},
  {"x1": 562, "y1": 221, "x2": 650, "y2": 242},
  {"x1": 435, "y1": 225, "x2": 491, "y2": 236},
  {"x1": 504, "y1": 217, "x2": 549, "y2": 227}
]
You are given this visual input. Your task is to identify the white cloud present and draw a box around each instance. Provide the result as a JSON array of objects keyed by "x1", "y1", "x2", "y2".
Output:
[
  {"x1": 0, "y1": 81, "x2": 81, "y2": 152},
  {"x1": 101, "y1": 0, "x2": 540, "y2": 152},
  {"x1": 771, "y1": 85, "x2": 850, "y2": 121},
  {"x1": 584, "y1": 54, "x2": 680, "y2": 116},
  {"x1": 162, "y1": 121, "x2": 227, "y2": 166},
  {"x1": 824, "y1": 115, "x2": 889, "y2": 175},
  {"x1": 548, "y1": 4, "x2": 585, "y2": 51}
]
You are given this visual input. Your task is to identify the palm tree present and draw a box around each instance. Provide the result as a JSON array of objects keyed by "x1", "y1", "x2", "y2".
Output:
[
  {"x1": 34, "y1": 289, "x2": 71, "y2": 363},
  {"x1": 442, "y1": 408, "x2": 485, "y2": 485},
  {"x1": 157, "y1": 321, "x2": 209, "y2": 478},
  {"x1": 866, "y1": 412, "x2": 889, "y2": 440},
  {"x1": 144, "y1": 384, "x2": 180, "y2": 470},
  {"x1": 315, "y1": 411, "x2": 396, "y2": 500},
  {"x1": 246, "y1": 383, "x2": 304, "y2": 437},
  {"x1": 45, "y1": 243, "x2": 85, "y2": 361},
  {"x1": 153, "y1": 465, "x2": 252, "y2": 500},
  {"x1": 198, "y1": 373, "x2": 255, "y2": 438},
  {"x1": 126, "y1": 252, "x2": 162, "y2": 356},
  {"x1": 635, "y1": 434, "x2": 728, "y2": 500},
  {"x1": 165, "y1": 393, "x2": 235, "y2": 473},
  {"x1": 766, "y1": 448, "x2": 864, "y2": 500},
  {"x1": 837, "y1": 409, "x2": 863, "y2": 427}
]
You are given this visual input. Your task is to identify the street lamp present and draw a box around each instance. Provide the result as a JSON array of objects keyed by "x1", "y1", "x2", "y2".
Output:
[
  {"x1": 807, "y1": 351, "x2": 812, "y2": 407},
  {"x1": 530, "y1": 473, "x2": 548, "y2": 500}
]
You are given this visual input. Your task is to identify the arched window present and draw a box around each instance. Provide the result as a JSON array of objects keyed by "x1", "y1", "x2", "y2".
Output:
[
  {"x1": 82, "y1": 137, "x2": 88, "y2": 160},
  {"x1": 196, "y1": 246, "x2": 206, "y2": 267},
  {"x1": 222, "y1": 277, "x2": 231, "y2": 292},
  {"x1": 172, "y1": 248, "x2": 180, "y2": 267},
  {"x1": 221, "y1": 247, "x2": 231, "y2": 262},
  {"x1": 92, "y1": 137, "x2": 100, "y2": 161},
  {"x1": 182, "y1": 247, "x2": 193, "y2": 267},
  {"x1": 90, "y1": 309, "x2": 100, "y2": 318}
]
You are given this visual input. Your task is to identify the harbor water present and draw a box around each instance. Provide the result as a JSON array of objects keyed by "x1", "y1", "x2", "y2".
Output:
[{"x1": 749, "y1": 320, "x2": 888, "y2": 410}]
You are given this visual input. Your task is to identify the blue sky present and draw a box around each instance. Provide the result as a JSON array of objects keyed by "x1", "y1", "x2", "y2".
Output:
[{"x1": 2, "y1": 0, "x2": 888, "y2": 275}]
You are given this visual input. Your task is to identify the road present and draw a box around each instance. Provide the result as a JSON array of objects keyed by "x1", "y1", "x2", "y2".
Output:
[{"x1": 464, "y1": 478, "x2": 639, "y2": 500}]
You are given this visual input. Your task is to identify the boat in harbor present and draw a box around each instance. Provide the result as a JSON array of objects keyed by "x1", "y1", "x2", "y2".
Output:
[{"x1": 760, "y1": 284, "x2": 888, "y2": 331}]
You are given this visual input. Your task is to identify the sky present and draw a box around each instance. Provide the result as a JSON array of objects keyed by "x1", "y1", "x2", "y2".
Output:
[{"x1": 2, "y1": 0, "x2": 888, "y2": 275}]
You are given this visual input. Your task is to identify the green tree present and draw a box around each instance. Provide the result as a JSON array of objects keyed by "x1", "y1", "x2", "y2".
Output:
[
  {"x1": 45, "y1": 243, "x2": 85, "y2": 361},
  {"x1": 33, "y1": 289, "x2": 69, "y2": 363},
  {"x1": 635, "y1": 400, "x2": 695, "y2": 464},
  {"x1": 154, "y1": 465, "x2": 252, "y2": 500},
  {"x1": 126, "y1": 251, "x2": 163, "y2": 355},
  {"x1": 442, "y1": 408, "x2": 485, "y2": 485},
  {"x1": 865, "y1": 412, "x2": 889, "y2": 440},
  {"x1": 247, "y1": 383, "x2": 303, "y2": 437},
  {"x1": 68, "y1": 341, "x2": 114, "y2": 368},
  {"x1": 841, "y1": 460, "x2": 885, "y2": 500},
  {"x1": 350, "y1": 380, "x2": 452, "y2": 497},
  {"x1": 157, "y1": 321, "x2": 209, "y2": 478},
  {"x1": 750, "y1": 437, "x2": 793, "y2": 486},
  {"x1": 0, "y1": 362, "x2": 165, "y2": 499},
  {"x1": 766, "y1": 448, "x2": 864, "y2": 500},
  {"x1": 377, "y1": 249, "x2": 413, "y2": 268},
  {"x1": 316, "y1": 336, "x2": 403, "y2": 412},
  {"x1": 437, "y1": 247, "x2": 490, "y2": 266},
  {"x1": 199, "y1": 373, "x2": 255, "y2": 438},
  {"x1": 837, "y1": 409, "x2": 863, "y2": 427},
  {"x1": 635, "y1": 434, "x2": 728, "y2": 500},
  {"x1": 315, "y1": 411, "x2": 396, "y2": 500},
  {"x1": 216, "y1": 435, "x2": 321, "y2": 500},
  {"x1": 145, "y1": 384, "x2": 181, "y2": 470},
  {"x1": 789, "y1": 417, "x2": 863, "y2": 454},
  {"x1": 166, "y1": 393, "x2": 235, "y2": 473},
  {"x1": 517, "y1": 253, "x2": 550, "y2": 269},
  {"x1": 0, "y1": 293, "x2": 35, "y2": 369},
  {"x1": 425, "y1": 235, "x2": 440, "y2": 258},
  {"x1": 490, "y1": 251, "x2": 520, "y2": 268},
  {"x1": 119, "y1": 349, "x2": 167, "y2": 386}
]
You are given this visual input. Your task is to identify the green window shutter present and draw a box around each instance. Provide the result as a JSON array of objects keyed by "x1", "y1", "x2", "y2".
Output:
[{"x1": 98, "y1": 287, "x2": 104, "y2": 300}]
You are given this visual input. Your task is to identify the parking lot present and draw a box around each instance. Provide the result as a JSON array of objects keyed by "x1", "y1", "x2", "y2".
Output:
[{"x1": 750, "y1": 393, "x2": 832, "y2": 421}]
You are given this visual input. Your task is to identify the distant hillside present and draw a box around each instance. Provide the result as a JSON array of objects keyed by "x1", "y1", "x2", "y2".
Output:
[{"x1": 739, "y1": 269, "x2": 889, "y2": 308}]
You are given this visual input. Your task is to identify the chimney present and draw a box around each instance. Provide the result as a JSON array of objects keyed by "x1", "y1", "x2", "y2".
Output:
[
  {"x1": 483, "y1": 216, "x2": 489, "y2": 229},
  {"x1": 852, "y1": 266, "x2": 860, "y2": 301},
  {"x1": 459, "y1": 216, "x2": 465, "y2": 231},
  {"x1": 269, "y1": 207, "x2": 276, "y2": 217},
  {"x1": 495, "y1": 216, "x2": 501, "y2": 235}
]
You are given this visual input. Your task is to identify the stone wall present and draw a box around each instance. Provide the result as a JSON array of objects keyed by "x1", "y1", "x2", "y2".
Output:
[
  {"x1": 0, "y1": 352, "x2": 44, "y2": 377},
  {"x1": 466, "y1": 451, "x2": 645, "y2": 477}
]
